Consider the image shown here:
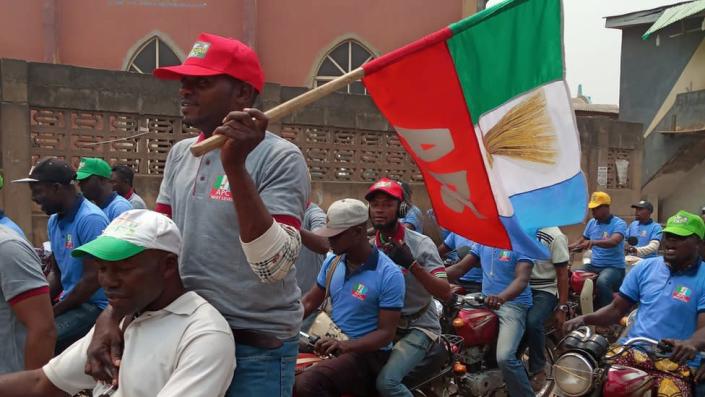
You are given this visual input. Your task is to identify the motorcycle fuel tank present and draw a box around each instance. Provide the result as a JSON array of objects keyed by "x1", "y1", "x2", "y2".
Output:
[
  {"x1": 602, "y1": 365, "x2": 653, "y2": 397},
  {"x1": 453, "y1": 308, "x2": 498, "y2": 346},
  {"x1": 570, "y1": 270, "x2": 598, "y2": 295}
]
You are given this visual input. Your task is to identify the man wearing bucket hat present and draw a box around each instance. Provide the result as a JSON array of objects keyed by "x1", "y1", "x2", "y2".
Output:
[
  {"x1": 297, "y1": 198, "x2": 405, "y2": 397},
  {"x1": 13, "y1": 157, "x2": 110, "y2": 353},
  {"x1": 364, "y1": 178, "x2": 451, "y2": 397},
  {"x1": 0, "y1": 209, "x2": 236, "y2": 397},
  {"x1": 76, "y1": 158, "x2": 133, "y2": 221},
  {"x1": 85, "y1": 33, "x2": 309, "y2": 396},
  {"x1": 569, "y1": 191, "x2": 628, "y2": 309},
  {"x1": 565, "y1": 210, "x2": 705, "y2": 395}
]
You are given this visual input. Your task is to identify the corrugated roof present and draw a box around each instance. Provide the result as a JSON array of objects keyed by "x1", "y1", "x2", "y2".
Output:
[
  {"x1": 643, "y1": 0, "x2": 705, "y2": 38},
  {"x1": 605, "y1": 1, "x2": 692, "y2": 29}
]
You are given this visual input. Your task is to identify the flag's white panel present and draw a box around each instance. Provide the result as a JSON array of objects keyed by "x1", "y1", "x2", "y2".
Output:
[{"x1": 473, "y1": 81, "x2": 581, "y2": 217}]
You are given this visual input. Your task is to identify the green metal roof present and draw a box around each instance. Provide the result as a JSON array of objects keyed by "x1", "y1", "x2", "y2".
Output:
[{"x1": 642, "y1": 0, "x2": 705, "y2": 39}]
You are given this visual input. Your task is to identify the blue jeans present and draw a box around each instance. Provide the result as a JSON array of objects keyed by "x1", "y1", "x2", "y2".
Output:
[
  {"x1": 376, "y1": 329, "x2": 434, "y2": 397},
  {"x1": 495, "y1": 302, "x2": 534, "y2": 397},
  {"x1": 226, "y1": 336, "x2": 298, "y2": 397},
  {"x1": 55, "y1": 302, "x2": 102, "y2": 353},
  {"x1": 525, "y1": 290, "x2": 557, "y2": 375},
  {"x1": 584, "y1": 265, "x2": 625, "y2": 309}
]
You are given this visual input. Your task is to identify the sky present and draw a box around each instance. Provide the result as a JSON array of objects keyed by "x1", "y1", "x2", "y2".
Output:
[{"x1": 486, "y1": 0, "x2": 683, "y2": 105}]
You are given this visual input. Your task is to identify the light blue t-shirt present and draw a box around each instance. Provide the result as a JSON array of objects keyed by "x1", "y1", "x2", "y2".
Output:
[
  {"x1": 401, "y1": 205, "x2": 423, "y2": 234},
  {"x1": 619, "y1": 257, "x2": 705, "y2": 367},
  {"x1": 582, "y1": 216, "x2": 627, "y2": 268},
  {"x1": 100, "y1": 192, "x2": 133, "y2": 221},
  {"x1": 48, "y1": 196, "x2": 109, "y2": 309},
  {"x1": 626, "y1": 220, "x2": 663, "y2": 259},
  {"x1": 471, "y1": 244, "x2": 534, "y2": 307},
  {"x1": 443, "y1": 232, "x2": 482, "y2": 283},
  {"x1": 0, "y1": 212, "x2": 25, "y2": 240},
  {"x1": 316, "y1": 247, "x2": 405, "y2": 346}
]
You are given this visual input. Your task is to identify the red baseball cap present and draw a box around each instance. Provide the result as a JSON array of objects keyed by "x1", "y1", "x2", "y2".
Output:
[
  {"x1": 153, "y1": 32, "x2": 264, "y2": 92},
  {"x1": 365, "y1": 178, "x2": 404, "y2": 201}
]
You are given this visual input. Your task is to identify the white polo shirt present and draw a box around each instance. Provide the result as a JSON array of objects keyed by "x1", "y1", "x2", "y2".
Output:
[{"x1": 43, "y1": 291, "x2": 235, "y2": 397}]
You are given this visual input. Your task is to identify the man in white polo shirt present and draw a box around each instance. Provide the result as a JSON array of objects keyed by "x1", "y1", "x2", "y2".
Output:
[{"x1": 0, "y1": 210, "x2": 235, "y2": 397}]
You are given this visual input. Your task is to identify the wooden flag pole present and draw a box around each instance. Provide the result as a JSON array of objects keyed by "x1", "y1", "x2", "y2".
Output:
[{"x1": 190, "y1": 67, "x2": 365, "y2": 157}]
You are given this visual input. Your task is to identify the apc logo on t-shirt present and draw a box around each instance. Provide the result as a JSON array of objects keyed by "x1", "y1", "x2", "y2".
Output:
[
  {"x1": 210, "y1": 175, "x2": 233, "y2": 202},
  {"x1": 673, "y1": 285, "x2": 692, "y2": 303},
  {"x1": 352, "y1": 283, "x2": 368, "y2": 301},
  {"x1": 498, "y1": 250, "x2": 511, "y2": 262},
  {"x1": 65, "y1": 234, "x2": 74, "y2": 249}
]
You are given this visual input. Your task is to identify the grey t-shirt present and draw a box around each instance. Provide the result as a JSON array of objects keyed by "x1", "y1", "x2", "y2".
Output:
[
  {"x1": 377, "y1": 228, "x2": 446, "y2": 338},
  {"x1": 0, "y1": 225, "x2": 49, "y2": 373},
  {"x1": 157, "y1": 132, "x2": 310, "y2": 339},
  {"x1": 128, "y1": 192, "x2": 147, "y2": 210},
  {"x1": 295, "y1": 203, "x2": 327, "y2": 293},
  {"x1": 530, "y1": 227, "x2": 570, "y2": 296}
]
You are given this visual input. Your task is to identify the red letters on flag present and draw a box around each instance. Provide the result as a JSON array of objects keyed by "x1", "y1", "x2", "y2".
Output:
[{"x1": 363, "y1": 39, "x2": 511, "y2": 250}]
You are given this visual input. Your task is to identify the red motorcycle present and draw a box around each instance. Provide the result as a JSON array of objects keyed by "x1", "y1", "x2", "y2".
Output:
[
  {"x1": 444, "y1": 293, "x2": 556, "y2": 396},
  {"x1": 553, "y1": 326, "x2": 698, "y2": 396},
  {"x1": 295, "y1": 330, "x2": 464, "y2": 397}
]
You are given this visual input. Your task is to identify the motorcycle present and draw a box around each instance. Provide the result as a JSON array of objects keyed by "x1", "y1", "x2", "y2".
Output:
[
  {"x1": 443, "y1": 293, "x2": 556, "y2": 396},
  {"x1": 296, "y1": 330, "x2": 464, "y2": 397},
  {"x1": 553, "y1": 326, "x2": 698, "y2": 396}
]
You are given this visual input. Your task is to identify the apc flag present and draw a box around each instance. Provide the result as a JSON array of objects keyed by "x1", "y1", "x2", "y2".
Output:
[{"x1": 362, "y1": 0, "x2": 587, "y2": 259}]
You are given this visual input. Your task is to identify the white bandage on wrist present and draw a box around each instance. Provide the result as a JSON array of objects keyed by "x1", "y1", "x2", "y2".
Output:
[
  {"x1": 636, "y1": 240, "x2": 660, "y2": 258},
  {"x1": 240, "y1": 221, "x2": 302, "y2": 283}
]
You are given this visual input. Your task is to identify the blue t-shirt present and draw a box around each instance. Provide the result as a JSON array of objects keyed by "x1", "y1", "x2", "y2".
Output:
[
  {"x1": 443, "y1": 232, "x2": 482, "y2": 283},
  {"x1": 582, "y1": 216, "x2": 627, "y2": 268},
  {"x1": 316, "y1": 247, "x2": 405, "y2": 345},
  {"x1": 470, "y1": 244, "x2": 533, "y2": 307},
  {"x1": 0, "y1": 212, "x2": 26, "y2": 240},
  {"x1": 626, "y1": 220, "x2": 663, "y2": 259},
  {"x1": 401, "y1": 205, "x2": 423, "y2": 234},
  {"x1": 48, "y1": 196, "x2": 109, "y2": 309},
  {"x1": 100, "y1": 192, "x2": 133, "y2": 221},
  {"x1": 619, "y1": 257, "x2": 705, "y2": 366}
]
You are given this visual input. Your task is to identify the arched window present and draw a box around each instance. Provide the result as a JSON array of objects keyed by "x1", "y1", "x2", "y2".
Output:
[
  {"x1": 127, "y1": 36, "x2": 181, "y2": 74},
  {"x1": 314, "y1": 40, "x2": 375, "y2": 95}
]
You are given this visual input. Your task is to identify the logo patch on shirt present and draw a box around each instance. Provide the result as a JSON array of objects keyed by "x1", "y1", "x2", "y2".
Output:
[
  {"x1": 498, "y1": 250, "x2": 511, "y2": 262},
  {"x1": 672, "y1": 286, "x2": 692, "y2": 303},
  {"x1": 640, "y1": 230, "x2": 647, "y2": 237},
  {"x1": 602, "y1": 232, "x2": 609, "y2": 239},
  {"x1": 352, "y1": 283, "x2": 368, "y2": 301},
  {"x1": 209, "y1": 175, "x2": 233, "y2": 201},
  {"x1": 188, "y1": 41, "x2": 211, "y2": 58},
  {"x1": 65, "y1": 234, "x2": 74, "y2": 249}
]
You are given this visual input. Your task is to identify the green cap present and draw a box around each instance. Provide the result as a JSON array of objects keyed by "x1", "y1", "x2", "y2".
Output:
[
  {"x1": 663, "y1": 210, "x2": 705, "y2": 240},
  {"x1": 76, "y1": 157, "x2": 112, "y2": 181}
]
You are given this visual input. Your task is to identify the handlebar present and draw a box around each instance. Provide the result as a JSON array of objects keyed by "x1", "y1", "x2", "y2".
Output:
[{"x1": 454, "y1": 293, "x2": 486, "y2": 308}]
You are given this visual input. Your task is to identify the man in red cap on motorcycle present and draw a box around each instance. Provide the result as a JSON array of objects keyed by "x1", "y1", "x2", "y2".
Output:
[
  {"x1": 365, "y1": 178, "x2": 451, "y2": 397},
  {"x1": 565, "y1": 210, "x2": 705, "y2": 396}
]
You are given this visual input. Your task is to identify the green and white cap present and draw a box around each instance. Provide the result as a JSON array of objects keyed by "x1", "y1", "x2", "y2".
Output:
[{"x1": 72, "y1": 209, "x2": 182, "y2": 261}]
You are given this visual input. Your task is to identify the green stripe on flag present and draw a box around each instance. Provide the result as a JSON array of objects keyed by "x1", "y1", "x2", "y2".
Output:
[{"x1": 448, "y1": 0, "x2": 563, "y2": 119}]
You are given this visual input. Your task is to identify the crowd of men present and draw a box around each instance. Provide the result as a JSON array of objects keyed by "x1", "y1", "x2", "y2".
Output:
[{"x1": 0, "y1": 32, "x2": 705, "y2": 397}]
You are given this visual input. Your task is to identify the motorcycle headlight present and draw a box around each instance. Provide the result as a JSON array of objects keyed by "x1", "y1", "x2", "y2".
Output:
[{"x1": 553, "y1": 352, "x2": 595, "y2": 397}]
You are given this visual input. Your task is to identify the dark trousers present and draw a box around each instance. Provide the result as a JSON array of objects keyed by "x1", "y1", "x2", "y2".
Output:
[{"x1": 295, "y1": 350, "x2": 390, "y2": 397}]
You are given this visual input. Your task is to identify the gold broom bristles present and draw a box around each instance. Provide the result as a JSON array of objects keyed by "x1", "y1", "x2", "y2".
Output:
[{"x1": 482, "y1": 90, "x2": 557, "y2": 167}]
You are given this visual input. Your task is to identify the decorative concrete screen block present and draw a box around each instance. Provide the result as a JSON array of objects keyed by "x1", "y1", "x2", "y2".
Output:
[
  {"x1": 279, "y1": 124, "x2": 423, "y2": 183},
  {"x1": 607, "y1": 148, "x2": 632, "y2": 189},
  {"x1": 29, "y1": 108, "x2": 198, "y2": 175}
]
